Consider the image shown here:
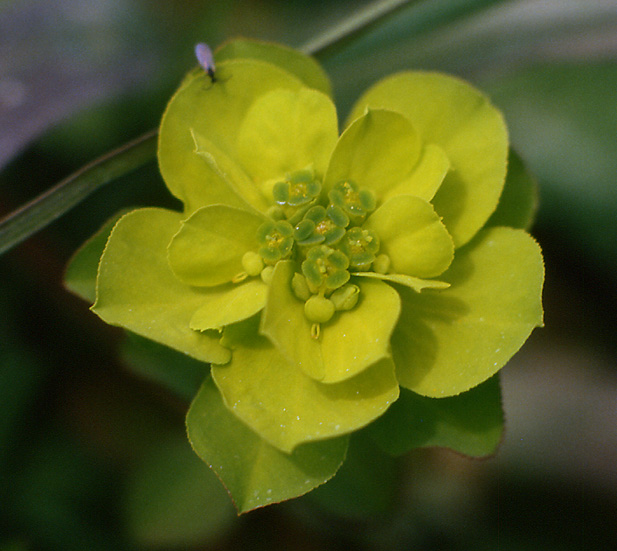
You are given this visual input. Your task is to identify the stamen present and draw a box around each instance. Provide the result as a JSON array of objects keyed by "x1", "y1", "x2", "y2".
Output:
[
  {"x1": 330, "y1": 284, "x2": 360, "y2": 311},
  {"x1": 292, "y1": 273, "x2": 311, "y2": 301},
  {"x1": 372, "y1": 254, "x2": 391, "y2": 274},
  {"x1": 232, "y1": 271, "x2": 249, "y2": 283}
]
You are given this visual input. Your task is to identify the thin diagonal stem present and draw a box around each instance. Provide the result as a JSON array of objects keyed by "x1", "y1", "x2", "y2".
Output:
[
  {"x1": 0, "y1": 129, "x2": 157, "y2": 255},
  {"x1": 300, "y1": 0, "x2": 412, "y2": 57},
  {"x1": 302, "y1": 0, "x2": 510, "y2": 59}
]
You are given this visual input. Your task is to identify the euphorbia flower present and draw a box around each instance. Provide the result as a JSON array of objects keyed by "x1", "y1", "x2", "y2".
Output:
[{"x1": 66, "y1": 39, "x2": 544, "y2": 511}]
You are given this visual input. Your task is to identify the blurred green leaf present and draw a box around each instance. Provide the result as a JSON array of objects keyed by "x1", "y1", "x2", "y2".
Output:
[
  {"x1": 0, "y1": 347, "x2": 43, "y2": 470},
  {"x1": 486, "y1": 62, "x2": 617, "y2": 270},
  {"x1": 120, "y1": 333, "x2": 209, "y2": 402},
  {"x1": 487, "y1": 149, "x2": 539, "y2": 230},
  {"x1": 64, "y1": 210, "x2": 130, "y2": 303},
  {"x1": 308, "y1": 431, "x2": 398, "y2": 518},
  {"x1": 12, "y1": 431, "x2": 121, "y2": 551},
  {"x1": 187, "y1": 376, "x2": 348, "y2": 514},
  {"x1": 353, "y1": 0, "x2": 617, "y2": 80},
  {"x1": 366, "y1": 375, "x2": 503, "y2": 457},
  {"x1": 301, "y1": 0, "x2": 415, "y2": 56},
  {"x1": 0, "y1": 540, "x2": 29, "y2": 551},
  {"x1": 125, "y1": 435, "x2": 235, "y2": 548}
]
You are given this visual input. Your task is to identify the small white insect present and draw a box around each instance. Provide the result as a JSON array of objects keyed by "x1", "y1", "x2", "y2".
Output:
[{"x1": 194, "y1": 43, "x2": 217, "y2": 83}]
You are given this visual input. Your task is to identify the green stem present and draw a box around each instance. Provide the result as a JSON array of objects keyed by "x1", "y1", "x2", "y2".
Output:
[
  {"x1": 300, "y1": 0, "x2": 413, "y2": 57},
  {"x1": 0, "y1": 130, "x2": 157, "y2": 255},
  {"x1": 302, "y1": 0, "x2": 509, "y2": 59}
]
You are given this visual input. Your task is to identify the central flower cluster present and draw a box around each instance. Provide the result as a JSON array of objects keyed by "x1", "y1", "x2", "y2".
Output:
[{"x1": 240, "y1": 167, "x2": 387, "y2": 337}]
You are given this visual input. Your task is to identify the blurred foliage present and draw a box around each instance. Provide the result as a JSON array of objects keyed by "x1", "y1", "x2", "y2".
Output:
[
  {"x1": 486, "y1": 62, "x2": 617, "y2": 273},
  {"x1": 124, "y1": 435, "x2": 235, "y2": 547},
  {"x1": 1, "y1": 0, "x2": 616, "y2": 549}
]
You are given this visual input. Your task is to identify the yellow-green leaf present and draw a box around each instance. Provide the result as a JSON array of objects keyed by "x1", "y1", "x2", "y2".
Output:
[
  {"x1": 168, "y1": 205, "x2": 265, "y2": 287},
  {"x1": 348, "y1": 72, "x2": 508, "y2": 247},
  {"x1": 364, "y1": 195, "x2": 454, "y2": 278},
  {"x1": 353, "y1": 272, "x2": 449, "y2": 292},
  {"x1": 212, "y1": 317, "x2": 399, "y2": 452},
  {"x1": 260, "y1": 261, "x2": 401, "y2": 383},
  {"x1": 324, "y1": 109, "x2": 425, "y2": 201},
  {"x1": 187, "y1": 376, "x2": 348, "y2": 513},
  {"x1": 159, "y1": 59, "x2": 305, "y2": 214},
  {"x1": 392, "y1": 226, "x2": 544, "y2": 396},
  {"x1": 93, "y1": 208, "x2": 230, "y2": 364},
  {"x1": 216, "y1": 38, "x2": 331, "y2": 96},
  {"x1": 189, "y1": 128, "x2": 270, "y2": 213},
  {"x1": 190, "y1": 280, "x2": 268, "y2": 332},
  {"x1": 235, "y1": 88, "x2": 338, "y2": 191}
]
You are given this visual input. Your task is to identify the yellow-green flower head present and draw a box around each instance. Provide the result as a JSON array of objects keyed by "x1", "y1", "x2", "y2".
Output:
[
  {"x1": 87, "y1": 39, "x2": 544, "y2": 464},
  {"x1": 273, "y1": 166, "x2": 321, "y2": 210},
  {"x1": 301, "y1": 244, "x2": 350, "y2": 294},
  {"x1": 257, "y1": 219, "x2": 294, "y2": 264},
  {"x1": 328, "y1": 180, "x2": 376, "y2": 224},
  {"x1": 294, "y1": 204, "x2": 349, "y2": 246}
]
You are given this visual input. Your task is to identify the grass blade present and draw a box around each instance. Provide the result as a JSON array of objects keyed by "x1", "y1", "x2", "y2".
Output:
[
  {"x1": 0, "y1": 129, "x2": 157, "y2": 255},
  {"x1": 303, "y1": 0, "x2": 508, "y2": 58}
]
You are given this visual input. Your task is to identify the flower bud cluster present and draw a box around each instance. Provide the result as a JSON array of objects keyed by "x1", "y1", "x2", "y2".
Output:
[{"x1": 252, "y1": 167, "x2": 390, "y2": 336}]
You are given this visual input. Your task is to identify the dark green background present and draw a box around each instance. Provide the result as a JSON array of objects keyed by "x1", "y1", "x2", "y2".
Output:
[{"x1": 1, "y1": 0, "x2": 616, "y2": 549}]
